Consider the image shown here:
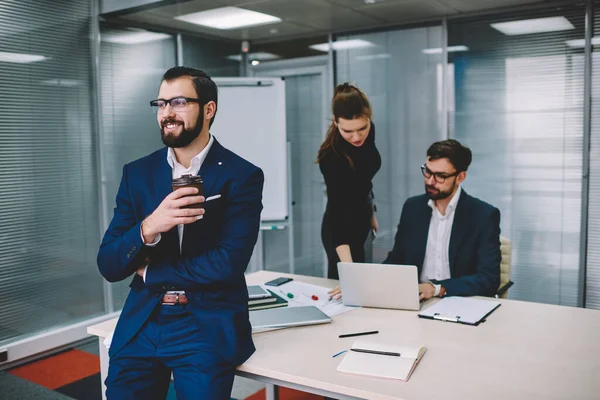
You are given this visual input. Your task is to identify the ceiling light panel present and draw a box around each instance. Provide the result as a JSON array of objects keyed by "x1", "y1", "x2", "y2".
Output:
[
  {"x1": 490, "y1": 17, "x2": 574, "y2": 36},
  {"x1": 175, "y1": 7, "x2": 281, "y2": 30}
]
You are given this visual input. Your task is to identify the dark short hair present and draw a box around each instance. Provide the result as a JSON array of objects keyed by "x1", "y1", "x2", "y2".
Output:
[
  {"x1": 427, "y1": 139, "x2": 472, "y2": 172},
  {"x1": 161, "y1": 66, "x2": 218, "y2": 127}
]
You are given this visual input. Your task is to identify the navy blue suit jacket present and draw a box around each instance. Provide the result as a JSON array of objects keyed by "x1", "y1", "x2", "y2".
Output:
[
  {"x1": 383, "y1": 191, "x2": 501, "y2": 297},
  {"x1": 97, "y1": 138, "x2": 263, "y2": 364}
]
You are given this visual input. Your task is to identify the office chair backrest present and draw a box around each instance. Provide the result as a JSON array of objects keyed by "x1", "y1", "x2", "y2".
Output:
[{"x1": 499, "y1": 236, "x2": 512, "y2": 299}]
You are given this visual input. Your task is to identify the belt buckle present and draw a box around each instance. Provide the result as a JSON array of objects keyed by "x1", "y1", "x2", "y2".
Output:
[{"x1": 175, "y1": 293, "x2": 180, "y2": 305}]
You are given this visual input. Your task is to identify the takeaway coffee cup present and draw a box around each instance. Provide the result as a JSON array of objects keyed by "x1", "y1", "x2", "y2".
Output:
[{"x1": 172, "y1": 174, "x2": 203, "y2": 209}]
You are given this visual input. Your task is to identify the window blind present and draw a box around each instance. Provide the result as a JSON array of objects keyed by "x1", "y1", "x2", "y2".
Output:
[
  {"x1": 448, "y1": 5, "x2": 586, "y2": 306},
  {"x1": 99, "y1": 24, "x2": 176, "y2": 310},
  {"x1": 585, "y1": 0, "x2": 600, "y2": 309},
  {"x1": 0, "y1": 0, "x2": 103, "y2": 344}
]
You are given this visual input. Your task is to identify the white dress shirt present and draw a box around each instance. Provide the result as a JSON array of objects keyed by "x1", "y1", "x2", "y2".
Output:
[
  {"x1": 142, "y1": 134, "x2": 215, "y2": 283},
  {"x1": 420, "y1": 185, "x2": 462, "y2": 283}
]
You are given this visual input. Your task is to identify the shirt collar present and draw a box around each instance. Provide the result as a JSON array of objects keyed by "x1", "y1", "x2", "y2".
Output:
[
  {"x1": 428, "y1": 185, "x2": 462, "y2": 217},
  {"x1": 166, "y1": 134, "x2": 214, "y2": 172}
]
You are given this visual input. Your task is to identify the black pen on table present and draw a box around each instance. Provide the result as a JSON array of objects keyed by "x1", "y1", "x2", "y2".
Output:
[
  {"x1": 351, "y1": 348, "x2": 400, "y2": 357},
  {"x1": 338, "y1": 330, "x2": 379, "y2": 338}
]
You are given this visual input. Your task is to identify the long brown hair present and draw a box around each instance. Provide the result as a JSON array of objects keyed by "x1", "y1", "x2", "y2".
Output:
[{"x1": 316, "y1": 83, "x2": 372, "y2": 169}]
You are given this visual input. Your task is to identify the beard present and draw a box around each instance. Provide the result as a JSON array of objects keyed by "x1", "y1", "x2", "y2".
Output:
[
  {"x1": 160, "y1": 116, "x2": 204, "y2": 148},
  {"x1": 425, "y1": 180, "x2": 457, "y2": 201}
]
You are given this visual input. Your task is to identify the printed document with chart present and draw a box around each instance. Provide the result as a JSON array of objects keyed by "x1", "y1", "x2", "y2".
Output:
[
  {"x1": 271, "y1": 281, "x2": 358, "y2": 317},
  {"x1": 337, "y1": 340, "x2": 427, "y2": 381}
]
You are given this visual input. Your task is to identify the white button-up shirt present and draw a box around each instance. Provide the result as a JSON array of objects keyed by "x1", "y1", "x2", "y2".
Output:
[
  {"x1": 167, "y1": 135, "x2": 214, "y2": 251},
  {"x1": 142, "y1": 134, "x2": 215, "y2": 283},
  {"x1": 420, "y1": 186, "x2": 462, "y2": 283}
]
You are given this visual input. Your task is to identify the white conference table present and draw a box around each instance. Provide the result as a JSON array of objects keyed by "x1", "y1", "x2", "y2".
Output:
[{"x1": 88, "y1": 270, "x2": 600, "y2": 400}]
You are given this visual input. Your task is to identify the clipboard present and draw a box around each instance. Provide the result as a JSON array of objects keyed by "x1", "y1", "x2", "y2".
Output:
[{"x1": 418, "y1": 296, "x2": 501, "y2": 326}]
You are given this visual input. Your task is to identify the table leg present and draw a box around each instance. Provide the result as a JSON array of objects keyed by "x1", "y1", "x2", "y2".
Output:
[
  {"x1": 98, "y1": 338, "x2": 109, "y2": 400},
  {"x1": 265, "y1": 383, "x2": 279, "y2": 400}
]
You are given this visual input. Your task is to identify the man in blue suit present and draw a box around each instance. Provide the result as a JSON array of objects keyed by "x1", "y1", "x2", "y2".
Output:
[
  {"x1": 97, "y1": 67, "x2": 263, "y2": 399},
  {"x1": 384, "y1": 139, "x2": 501, "y2": 299}
]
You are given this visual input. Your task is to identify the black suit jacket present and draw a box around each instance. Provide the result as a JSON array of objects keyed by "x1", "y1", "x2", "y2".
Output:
[{"x1": 384, "y1": 190, "x2": 501, "y2": 297}]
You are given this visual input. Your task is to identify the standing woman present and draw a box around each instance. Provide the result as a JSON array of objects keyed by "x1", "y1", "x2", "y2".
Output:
[{"x1": 317, "y1": 83, "x2": 381, "y2": 290}]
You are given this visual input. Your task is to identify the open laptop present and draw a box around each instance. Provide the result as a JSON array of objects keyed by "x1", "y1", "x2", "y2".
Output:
[{"x1": 337, "y1": 262, "x2": 420, "y2": 310}]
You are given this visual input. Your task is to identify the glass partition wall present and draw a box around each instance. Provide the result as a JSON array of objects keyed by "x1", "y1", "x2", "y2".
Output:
[{"x1": 448, "y1": 4, "x2": 586, "y2": 306}]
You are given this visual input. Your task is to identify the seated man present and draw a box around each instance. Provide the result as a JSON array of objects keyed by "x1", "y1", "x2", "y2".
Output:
[{"x1": 384, "y1": 139, "x2": 501, "y2": 299}]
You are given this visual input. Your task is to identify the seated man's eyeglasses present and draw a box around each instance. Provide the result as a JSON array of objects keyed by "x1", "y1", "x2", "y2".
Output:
[
  {"x1": 150, "y1": 97, "x2": 200, "y2": 113},
  {"x1": 420, "y1": 164, "x2": 459, "y2": 183}
]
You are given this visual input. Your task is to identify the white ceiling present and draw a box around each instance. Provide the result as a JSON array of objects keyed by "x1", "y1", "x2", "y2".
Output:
[{"x1": 108, "y1": 0, "x2": 556, "y2": 42}]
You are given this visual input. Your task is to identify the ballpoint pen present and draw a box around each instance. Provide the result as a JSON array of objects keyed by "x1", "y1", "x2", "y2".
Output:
[
  {"x1": 339, "y1": 330, "x2": 379, "y2": 338},
  {"x1": 351, "y1": 348, "x2": 400, "y2": 357},
  {"x1": 332, "y1": 350, "x2": 347, "y2": 358}
]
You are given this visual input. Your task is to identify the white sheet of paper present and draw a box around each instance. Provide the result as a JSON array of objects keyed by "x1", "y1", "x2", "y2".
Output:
[
  {"x1": 268, "y1": 281, "x2": 359, "y2": 317},
  {"x1": 103, "y1": 331, "x2": 113, "y2": 349}
]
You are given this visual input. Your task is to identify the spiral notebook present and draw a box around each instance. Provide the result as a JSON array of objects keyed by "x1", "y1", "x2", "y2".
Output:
[{"x1": 336, "y1": 340, "x2": 427, "y2": 381}]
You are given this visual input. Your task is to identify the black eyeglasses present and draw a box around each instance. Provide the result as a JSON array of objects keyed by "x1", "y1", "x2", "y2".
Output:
[
  {"x1": 421, "y1": 164, "x2": 459, "y2": 183},
  {"x1": 149, "y1": 97, "x2": 200, "y2": 113}
]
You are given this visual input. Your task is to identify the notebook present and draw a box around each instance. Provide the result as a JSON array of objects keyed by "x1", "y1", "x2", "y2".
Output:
[
  {"x1": 248, "y1": 289, "x2": 288, "y2": 311},
  {"x1": 248, "y1": 297, "x2": 277, "y2": 306},
  {"x1": 337, "y1": 340, "x2": 427, "y2": 381},
  {"x1": 418, "y1": 296, "x2": 501, "y2": 326}
]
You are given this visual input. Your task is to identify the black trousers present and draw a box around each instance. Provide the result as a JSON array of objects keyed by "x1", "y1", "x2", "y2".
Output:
[{"x1": 321, "y1": 214, "x2": 370, "y2": 280}]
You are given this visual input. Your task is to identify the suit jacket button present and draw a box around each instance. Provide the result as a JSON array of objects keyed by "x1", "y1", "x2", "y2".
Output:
[
  {"x1": 126, "y1": 254, "x2": 131, "y2": 259},
  {"x1": 132, "y1": 246, "x2": 137, "y2": 251}
]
